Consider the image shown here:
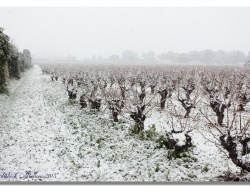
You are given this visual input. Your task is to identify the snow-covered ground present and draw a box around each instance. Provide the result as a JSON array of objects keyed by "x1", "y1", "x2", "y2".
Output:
[{"x1": 0, "y1": 65, "x2": 241, "y2": 182}]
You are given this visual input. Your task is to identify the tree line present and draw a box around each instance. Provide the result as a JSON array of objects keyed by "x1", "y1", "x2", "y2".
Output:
[
  {"x1": 85, "y1": 50, "x2": 248, "y2": 64},
  {"x1": 0, "y1": 28, "x2": 32, "y2": 93}
]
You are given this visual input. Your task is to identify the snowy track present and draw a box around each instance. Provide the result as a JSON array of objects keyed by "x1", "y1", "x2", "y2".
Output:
[{"x1": 0, "y1": 65, "x2": 70, "y2": 181}]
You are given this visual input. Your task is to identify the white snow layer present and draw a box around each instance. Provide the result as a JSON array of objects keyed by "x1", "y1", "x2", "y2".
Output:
[{"x1": 0, "y1": 65, "x2": 243, "y2": 182}]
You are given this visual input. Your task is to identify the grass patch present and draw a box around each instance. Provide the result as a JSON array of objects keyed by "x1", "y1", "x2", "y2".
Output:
[
  {"x1": 167, "y1": 150, "x2": 190, "y2": 160},
  {"x1": 97, "y1": 160, "x2": 100, "y2": 168},
  {"x1": 96, "y1": 137, "x2": 105, "y2": 144},
  {"x1": 88, "y1": 109, "x2": 98, "y2": 114},
  {"x1": 130, "y1": 124, "x2": 158, "y2": 141},
  {"x1": 155, "y1": 135, "x2": 166, "y2": 149},
  {"x1": 167, "y1": 147, "x2": 198, "y2": 163},
  {"x1": 201, "y1": 165, "x2": 209, "y2": 173},
  {"x1": 187, "y1": 174, "x2": 197, "y2": 179},
  {"x1": 96, "y1": 137, "x2": 105, "y2": 149},
  {"x1": 155, "y1": 163, "x2": 160, "y2": 172},
  {"x1": 145, "y1": 124, "x2": 157, "y2": 139},
  {"x1": 129, "y1": 123, "x2": 140, "y2": 135}
]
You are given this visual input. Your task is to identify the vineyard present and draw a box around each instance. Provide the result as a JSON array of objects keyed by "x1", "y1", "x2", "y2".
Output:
[
  {"x1": 1, "y1": 5, "x2": 250, "y2": 183},
  {"x1": 12, "y1": 62, "x2": 246, "y2": 182}
]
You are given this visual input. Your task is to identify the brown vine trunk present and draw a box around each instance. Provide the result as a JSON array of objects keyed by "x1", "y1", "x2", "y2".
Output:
[
  {"x1": 220, "y1": 135, "x2": 250, "y2": 172},
  {"x1": 237, "y1": 104, "x2": 245, "y2": 112},
  {"x1": 89, "y1": 99, "x2": 101, "y2": 110},
  {"x1": 184, "y1": 109, "x2": 191, "y2": 118},
  {"x1": 158, "y1": 89, "x2": 167, "y2": 110},
  {"x1": 151, "y1": 85, "x2": 156, "y2": 94},
  {"x1": 138, "y1": 121, "x2": 144, "y2": 132},
  {"x1": 217, "y1": 113, "x2": 224, "y2": 126},
  {"x1": 112, "y1": 112, "x2": 119, "y2": 122},
  {"x1": 160, "y1": 98, "x2": 166, "y2": 109}
]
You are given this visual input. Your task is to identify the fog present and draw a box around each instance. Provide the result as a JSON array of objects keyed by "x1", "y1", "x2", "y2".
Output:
[{"x1": 1, "y1": 7, "x2": 250, "y2": 60}]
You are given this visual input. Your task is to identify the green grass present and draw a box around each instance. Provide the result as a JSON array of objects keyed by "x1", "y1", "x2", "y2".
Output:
[
  {"x1": 167, "y1": 148, "x2": 197, "y2": 163},
  {"x1": 201, "y1": 165, "x2": 209, "y2": 173},
  {"x1": 130, "y1": 123, "x2": 140, "y2": 135},
  {"x1": 130, "y1": 124, "x2": 158, "y2": 141},
  {"x1": 187, "y1": 174, "x2": 197, "y2": 179},
  {"x1": 96, "y1": 137, "x2": 105, "y2": 144},
  {"x1": 155, "y1": 135, "x2": 166, "y2": 149},
  {"x1": 97, "y1": 160, "x2": 100, "y2": 168},
  {"x1": 155, "y1": 163, "x2": 160, "y2": 172},
  {"x1": 145, "y1": 124, "x2": 157, "y2": 139}
]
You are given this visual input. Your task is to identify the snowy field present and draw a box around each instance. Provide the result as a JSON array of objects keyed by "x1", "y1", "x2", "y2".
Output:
[{"x1": 0, "y1": 65, "x2": 246, "y2": 182}]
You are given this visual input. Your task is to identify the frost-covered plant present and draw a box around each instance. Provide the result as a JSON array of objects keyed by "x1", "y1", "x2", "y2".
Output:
[
  {"x1": 87, "y1": 84, "x2": 102, "y2": 111},
  {"x1": 155, "y1": 163, "x2": 160, "y2": 172},
  {"x1": 157, "y1": 77, "x2": 176, "y2": 110},
  {"x1": 102, "y1": 88, "x2": 124, "y2": 122},
  {"x1": 201, "y1": 165, "x2": 209, "y2": 173},
  {"x1": 155, "y1": 135, "x2": 166, "y2": 149},
  {"x1": 236, "y1": 93, "x2": 250, "y2": 111},
  {"x1": 162, "y1": 99, "x2": 199, "y2": 153},
  {"x1": 176, "y1": 84, "x2": 200, "y2": 118},
  {"x1": 167, "y1": 149, "x2": 191, "y2": 160},
  {"x1": 122, "y1": 75, "x2": 156, "y2": 132},
  {"x1": 137, "y1": 77, "x2": 146, "y2": 103},
  {"x1": 88, "y1": 98, "x2": 102, "y2": 111},
  {"x1": 129, "y1": 123, "x2": 140, "y2": 135},
  {"x1": 157, "y1": 86, "x2": 168, "y2": 110},
  {"x1": 67, "y1": 85, "x2": 78, "y2": 100},
  {"x1": 131, "y1": 124, "x2": 157, "y2": 140},
  {"x1": 181, "y1": 78, "x2": 195, "y2": 100},
  {"x1": 145, "y1": 124, "x2": 157, "y2": 139},
  {"x1": 129, "y1": 104, "x2": 146, "y2": 132},
  {"x1": 234, "y1": 78, "x2": 250, "y2": 111},
  {"x1": 164, "y1": 130, "x2": 193, "y2": 153},
  {"x1": 79, "y1": 93, "x2": 87, "y2": 109},
  {"x1": 149, "y1": 75, "x2": 157, "y2": 94},
  {"x1": 116, "y1": 74, "x2": 129, "y2": 101},
  {"x1": 107, "y1": 99, "x2": 124, "y2": 122},
  {"x1": 201, "y1": 106, "x2": 250, "y2": 175},
  {"x1": 209, "y1": 96, "x2": 231, "y2": 126}
]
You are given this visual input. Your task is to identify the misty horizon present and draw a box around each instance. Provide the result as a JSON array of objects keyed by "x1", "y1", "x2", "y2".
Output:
[{"x1": 1, "y1": 7, "x2": 250, "y2": 61}]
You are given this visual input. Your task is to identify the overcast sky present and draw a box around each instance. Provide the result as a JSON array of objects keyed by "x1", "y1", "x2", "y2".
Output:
[{"x1": 0, "y1": 7, "x2": 250, "y2": 59}]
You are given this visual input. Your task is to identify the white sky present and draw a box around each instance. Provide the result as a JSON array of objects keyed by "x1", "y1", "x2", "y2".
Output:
[{"x1": 0, "y1": 7, "x2": 250, "y2": 59}]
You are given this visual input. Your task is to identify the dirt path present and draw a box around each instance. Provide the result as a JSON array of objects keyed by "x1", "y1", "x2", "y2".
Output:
[{"x1": 0, "y1": 65, "x2": 70, "y2": 181}]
